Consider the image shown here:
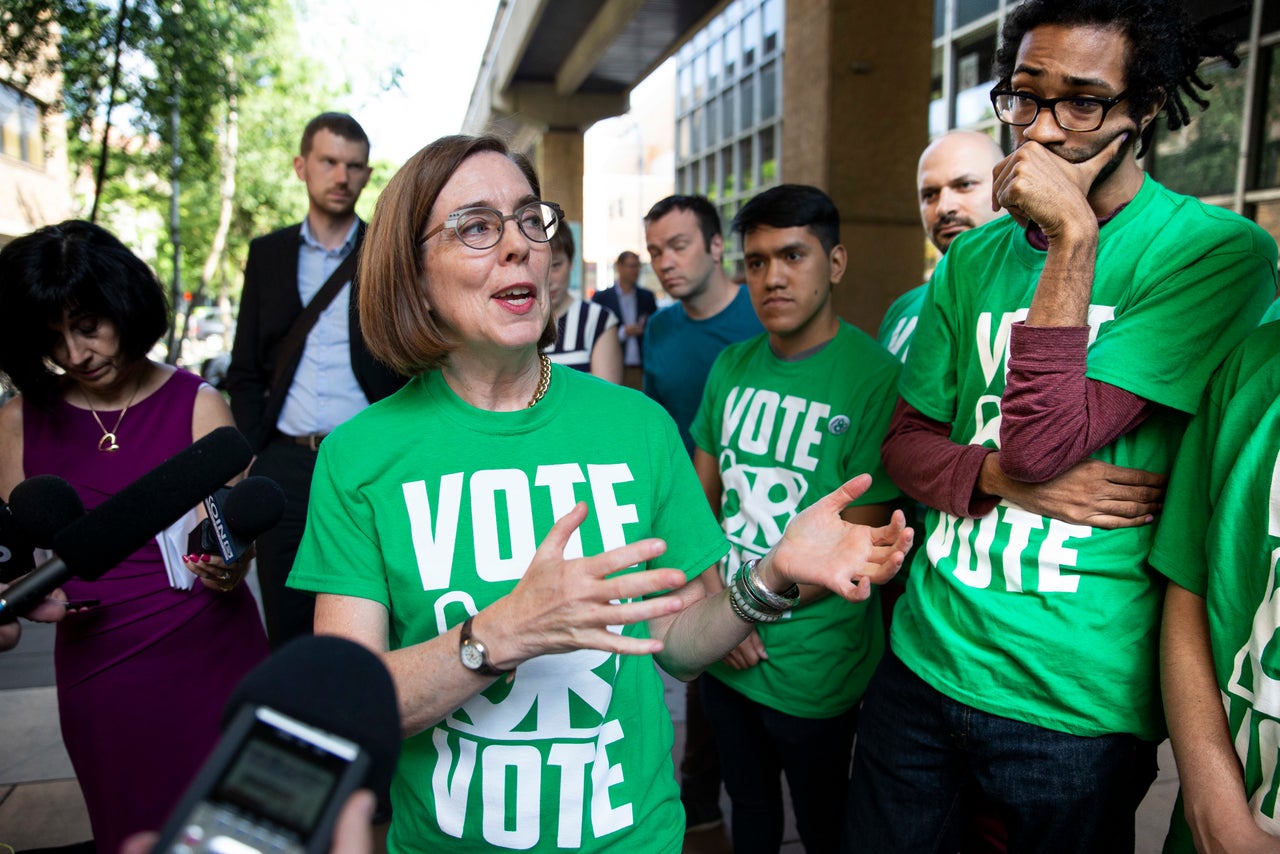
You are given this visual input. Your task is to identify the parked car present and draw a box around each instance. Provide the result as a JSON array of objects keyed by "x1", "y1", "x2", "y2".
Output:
[{"x1": 189, "y1": 306, "x2": 229, "y2": 341}]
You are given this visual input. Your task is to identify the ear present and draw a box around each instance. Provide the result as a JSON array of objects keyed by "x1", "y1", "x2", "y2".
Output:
[
  {"x1": 709, "y1": 232, "x2": 724, "y2": 264},
  {"x1": 1137, "y1": 89, "x2": 1166, "y2": 131},
  {"x1": 828, "y1": 244, "x2": 847, "y2": 285},
  {"x1": 293, "y1": 155, "x2": 306, "y2": 181}
]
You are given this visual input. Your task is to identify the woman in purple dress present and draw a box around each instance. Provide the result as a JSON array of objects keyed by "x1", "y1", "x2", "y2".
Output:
[{"x1": 0, "y1": 221, "x2": 269, "y2": 852}]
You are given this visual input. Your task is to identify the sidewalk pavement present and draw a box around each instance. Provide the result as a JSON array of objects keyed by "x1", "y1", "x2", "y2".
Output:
[{"x1": 0, "y1": 614, "x2": 1180, "y2": 853}]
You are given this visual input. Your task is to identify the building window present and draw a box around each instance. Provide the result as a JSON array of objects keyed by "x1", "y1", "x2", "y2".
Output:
[
  {"x1": 675, "y1": 0, "x2": 783, "y2": 263},
  {"x1": 0, "y1": 83, "x2": 45, "y2": 168},
  {"x1": 1151, "y1": 57, "x2": 1245, "y2": 199}
]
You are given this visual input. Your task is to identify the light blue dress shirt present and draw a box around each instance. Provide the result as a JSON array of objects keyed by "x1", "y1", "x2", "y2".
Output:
[{"x1": 276, "y1": 218, "x2": 370, "y2": 437}]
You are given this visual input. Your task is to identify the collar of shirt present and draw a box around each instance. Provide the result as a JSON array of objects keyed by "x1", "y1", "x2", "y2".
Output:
[{"x1": 299, "y1": 217, "x2": 359, "y2": 256}]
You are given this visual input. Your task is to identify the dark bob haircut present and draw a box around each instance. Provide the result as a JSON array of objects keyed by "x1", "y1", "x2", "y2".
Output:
[
  {"x1": 0, "y1": 220, "x2": 170, "y2": 408},
  {"x1": 731, "y1": 184, "x2": 841, "y2": 253},
  {"x1": 358, "y1": 134, "x2": 557, "y2": 375},
  {"x1": 644, "y1": 195, "x2": 722, "y2": 252},
  {"x1": 992, "y1": 0, "x2": 1240, "y2": 157}
]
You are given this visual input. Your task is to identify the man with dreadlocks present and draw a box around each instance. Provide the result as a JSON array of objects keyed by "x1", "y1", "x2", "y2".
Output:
[{"x1": 843, "y1": 1, "x2": 1278, "y2": 851}]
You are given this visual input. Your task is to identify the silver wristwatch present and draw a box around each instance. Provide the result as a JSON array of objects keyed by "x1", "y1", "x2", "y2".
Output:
[{"x1": 459, "y1": 616, "x2": 510, "y2": 677}]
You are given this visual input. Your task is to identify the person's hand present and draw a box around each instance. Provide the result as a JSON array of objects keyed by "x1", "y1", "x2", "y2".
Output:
[
  {"x1": 623, "y1": 322, "x2": 644, "y2": 338},
  {"x1": 184, "y1": 546, "x2": 254, "y2": 593},
  {"x1": 993, "y1": 456, "x2": 1165, "y2": 528},
  {"x1": 118, "y1": 788, "x2": 377, "y2": 854},
  {"x1": 0, "y1": 582, "x2": 66, "y2": 652},
  {"x1": 757, "y1": 475, "x2": 912, "y2": 603},
  {"x1": 721, "y1": 628, "x2": 767, "y2": 670},
  {"x1": 479, "y1": 502, "x2": 692, "y2": 668},
  {"x1": 992, "y1": 132, "x2": 1129, "y2": 238}
]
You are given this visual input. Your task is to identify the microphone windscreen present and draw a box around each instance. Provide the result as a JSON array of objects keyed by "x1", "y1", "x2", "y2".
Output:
[
  {"x1": 10, "y1": 475, "x2": 85, "y2": 548},
  {"x1": 53, "y1": 426, "x2": 251, "y2": 580},
  {"x1": 224, "y1": 635, "x2": 401, "y2": 808},
  {"x1": 223, "y1": 476, "x2": 286, "y2": 538}
]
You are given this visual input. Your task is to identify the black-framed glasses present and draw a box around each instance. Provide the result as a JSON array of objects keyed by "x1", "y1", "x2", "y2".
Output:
[
  {"x1": 421, "y1": 201, "x2": 564, "y2": 250},
  {"x1": 990, "y1": 88, "x2": 1129, "y2": 133}
]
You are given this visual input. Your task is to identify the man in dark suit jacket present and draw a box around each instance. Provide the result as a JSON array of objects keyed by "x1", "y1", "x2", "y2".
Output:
[
  {"x1": 226, "y1": 113, "x2": 404, "y2": 647},
  {"x1": 591, "y1": 250, "x2": 657, "y2": 389}
]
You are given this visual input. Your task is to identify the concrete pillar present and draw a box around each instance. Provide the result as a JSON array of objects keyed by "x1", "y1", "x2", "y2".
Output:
[
  {"x1": 783, "y1": 0, "x2": 933, "y2": 334},
  {"x1": 534, "y1": 129, "x2": 586, "y2": 224}
]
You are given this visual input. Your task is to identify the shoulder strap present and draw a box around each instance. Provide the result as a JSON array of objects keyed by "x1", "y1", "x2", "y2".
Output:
[{"x1": 269, "y1": 242, "x2": 360, "y2": 391}]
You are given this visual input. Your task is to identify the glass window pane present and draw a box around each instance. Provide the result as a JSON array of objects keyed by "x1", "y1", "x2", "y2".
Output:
[
  {"x1": 693, "y1": 50, "x2": 707, "y2": 102},
  {"x1": 20, "y1": 99, "x2": 40, "y2": 166},
  {"x1": 743, "y1": 10, "x2": 760, "y2": 68},
  {"x1": 709, "y1": 37, "x2": 722, "y2": 93},
  {"x1": 934, "y1": 0, "x2": 946, "y2": 38},
  {"x1": 763, "y1": 0, "x2": 781, "y2": 55},
  {"x1": 741, "y1": 74, "x2": 756, "y2": 129},
  {"x1": 679, "y1": 65, "x2": 692, "y2": 112},
  {"x1": 692, "y1": 106, "x2": 704, "y2": 153},
  {"x1": 725, "y1": 26, "x2": 739, "y2": 79},
  {"x1": 1259, "y1": 48, "x2": 1280, "y2": 188},
  {"x1": 721, "y1": 145, "x2": 735, "y2": 197},
  {"x1": 953, "y1": 35, "x2": 996, "y2": 126},
  {"x1": 1155, "y1": 57, "x2": 1244, "y2": 196},
  {"x1": 677, "y1": 117, "x2": 688, "y2": 158},
  {"x1": 955, "y1": 0, "x2": 997, "y2": 28},
  {"x1": 761, "y1": 61, "x2": 778, "y2": 120},
  {"x1": 722, "y1": 84, "x2": 735, "y2": 135},
  {"x1": 692, "y1": 160, "x2": 702, "y2": 195},
  {"x1": 0, "y1": 85, "x2": 19, "y2": 160},
  {"x1": 760, "y1": 128, "x2": 777, "y2": 185},
  {"x1": 739, "y1": 137, "x2": 755, "y2": 193}
]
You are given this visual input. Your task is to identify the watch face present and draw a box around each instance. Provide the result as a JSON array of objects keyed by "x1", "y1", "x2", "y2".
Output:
[{"x1": 460, "y1": 642, "x2": 485, "y2": 670}]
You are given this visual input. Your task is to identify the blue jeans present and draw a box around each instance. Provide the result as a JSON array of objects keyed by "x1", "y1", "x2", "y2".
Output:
[
  {"x1": 702, "y1": 672, "x2": 857, "y2": 854},
  {"x1": 844, "y1": 651, "x2": 1158, "y2": 853}
]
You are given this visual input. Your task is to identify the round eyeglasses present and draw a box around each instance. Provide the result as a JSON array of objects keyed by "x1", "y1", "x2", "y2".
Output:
[
  {"x1": 421, "y1": 201, "x2": 564, "y2": 250},
  {"x1": 990, "y1": 88, "x2": 1129, "y2": 133}
]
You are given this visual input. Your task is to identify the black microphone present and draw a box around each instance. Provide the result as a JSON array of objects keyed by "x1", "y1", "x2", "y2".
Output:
[
  {"x1": 187, "y1": 476, "x2": 286, "y2": 564},
  {"x1": 154, "y1": 635, "x2": 401, "y2": 853},
  {"x1": 0, "y1": 426, "x2": 252, "y2": 624},
  {"x1": 10, "y1": 475, "x2": 86, "y2": 548},
  {"x1": 0, "y1": 475, "x2": 85, "y2": 582}
]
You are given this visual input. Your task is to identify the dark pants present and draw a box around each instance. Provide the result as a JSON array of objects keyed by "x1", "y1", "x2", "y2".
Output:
[
  {"x1": 844, "y1": 651, "x2": 1158, "y2": 853},
  {"x1": 702, "y1": 672, "x2": 857, "y2": 854},
  {"x1": 681, "y1": 674, "x2": 723, "y2": 812},
  {"x1": 248, "y1": 438, "x2": 318, "y2": 648}
]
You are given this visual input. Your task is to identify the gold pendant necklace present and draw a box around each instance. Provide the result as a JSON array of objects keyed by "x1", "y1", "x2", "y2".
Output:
[
  {"x1": 527, "y1": 353, "x2": 551, "y2": 408},
  {"x1": 85, "y1": 378, "x2": 141, "y2": 453}
]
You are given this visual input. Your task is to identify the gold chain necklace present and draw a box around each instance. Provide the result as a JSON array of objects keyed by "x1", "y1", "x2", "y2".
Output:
[
  {"x1": 84, "y1": 378, "x2": 142, "y2": 453},
  {"x1": 527, "y1": 353, "x2": 551, "y2": 408}
]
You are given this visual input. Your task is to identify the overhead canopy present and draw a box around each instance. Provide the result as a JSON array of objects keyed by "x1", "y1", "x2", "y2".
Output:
[{"x1": 464, "y1": 0, "x2": 725, "y2": 146}]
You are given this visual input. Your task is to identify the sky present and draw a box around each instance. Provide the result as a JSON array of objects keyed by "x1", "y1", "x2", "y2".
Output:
[{"x1": 292, "y1": 0, "x2": 501, "y2": 166}]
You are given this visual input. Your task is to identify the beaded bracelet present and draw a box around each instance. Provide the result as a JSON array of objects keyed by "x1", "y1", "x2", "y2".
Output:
[{"x1": 729, "y1": 579, "x2": 781, "y2": 623}]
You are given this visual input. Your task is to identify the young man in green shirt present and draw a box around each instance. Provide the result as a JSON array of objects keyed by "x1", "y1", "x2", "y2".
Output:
[
  {"x1": 691, "y1": 184, "x2": 901, "y2": 853},
  {"x1": 846, "y1": 1, "x2": 1278, "y2": 850}
]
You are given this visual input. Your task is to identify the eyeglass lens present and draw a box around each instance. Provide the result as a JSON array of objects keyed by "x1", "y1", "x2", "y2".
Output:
[
  {"x1": 994, "y1": 93, "x2": 1106, "y2": 132},
  {"x1": 455, "y1": 203, "x2": 558, "y2": 249}
]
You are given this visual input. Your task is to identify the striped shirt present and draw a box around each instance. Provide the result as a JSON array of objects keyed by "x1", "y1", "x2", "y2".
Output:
[{"x1": 549, "y1": 299, "x2": 619, "y2": 373}]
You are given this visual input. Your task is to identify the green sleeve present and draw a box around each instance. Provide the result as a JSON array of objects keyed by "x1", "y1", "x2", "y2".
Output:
[
  {"x1": 650, "y1": 406, "x2": 729, "y2": 581},
  {"x1": 899, "y1": 253, "x2": 959, "y2": 425},
  {"x1": 287, "y1": 438, "x2": 392, "y2": 606},
  {"x1": 689, "y1": 349, "x2": 729, "y2": 457},
  {"x1": 1088, "y1": 244, "x2": 1275, "y2": 414},
  {"x1": 844, "y1": 355, "x2": 902, "y2": 507}
]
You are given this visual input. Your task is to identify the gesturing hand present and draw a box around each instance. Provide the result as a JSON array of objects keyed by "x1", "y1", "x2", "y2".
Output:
[
  {"x1": 992, "y1": 131, "x2": 1129, "y2": 237},
  {"x1": 483, "y1": 502, "x2": 692, "y2": 667},
  {"x1": 761, "y1": 474, "x2": 912, "y2": 604}
]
